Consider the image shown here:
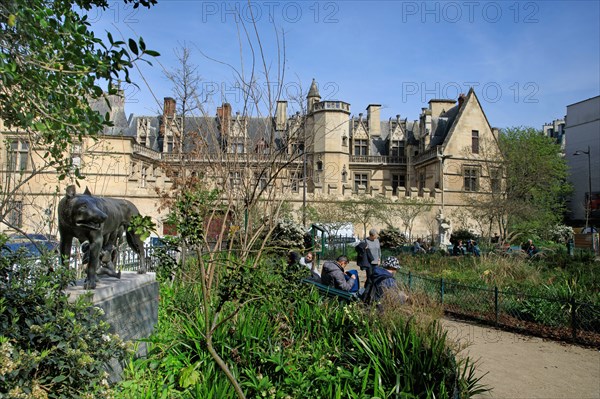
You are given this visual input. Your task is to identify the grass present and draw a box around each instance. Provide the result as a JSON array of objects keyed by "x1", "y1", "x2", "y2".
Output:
[{"x1": 397, "y1": 249, "x2": 599, "y2": 300}]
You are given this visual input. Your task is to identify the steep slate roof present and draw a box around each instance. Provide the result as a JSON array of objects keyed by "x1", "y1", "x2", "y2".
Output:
[
  {"x1": 127, "y1": 114, "x2": 285, "y2": 154},
  {"x1": 93, "y1": 90, "x2": 421, "y2": 157},
  {"x1": 350, "y1": 119, "x2": 417, "y2": 156},
  {"x1": 429, "y1": 103, "x2": 460, "y2": 147}
]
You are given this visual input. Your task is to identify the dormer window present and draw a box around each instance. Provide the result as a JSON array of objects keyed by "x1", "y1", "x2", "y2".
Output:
[
  {"x1": 390, "y1": 140, "x2": 405, "y2": 157},
  {"x1": 354, "y1": 139, "x2": 368, "y2": 156},
  {"x1": 230, "y1": 142, "x2": 244, "y2": 154}
]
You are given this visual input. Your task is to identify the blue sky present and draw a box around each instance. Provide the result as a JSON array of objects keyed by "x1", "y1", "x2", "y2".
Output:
[{"x1": 90, "y1": 1, "x2": 600, "y2": 129}]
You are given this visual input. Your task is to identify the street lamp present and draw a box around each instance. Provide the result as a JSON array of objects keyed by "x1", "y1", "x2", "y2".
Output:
[{"x1": 573, "y1": 145, "x2": 591, "y2": 233}]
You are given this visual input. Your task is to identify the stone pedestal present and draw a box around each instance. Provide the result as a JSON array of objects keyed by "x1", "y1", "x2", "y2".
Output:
[{"x1": 66, "y1": 272, "x2": 159, "y2": 381}]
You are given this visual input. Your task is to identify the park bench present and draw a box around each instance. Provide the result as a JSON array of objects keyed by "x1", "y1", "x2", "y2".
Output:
[{"x1": 302, "y1": 278, "x2": 358, "y2": 303}]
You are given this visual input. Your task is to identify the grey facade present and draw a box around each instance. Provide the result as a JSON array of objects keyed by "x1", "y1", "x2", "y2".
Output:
[{"x1": 565, "y1": 96, "x2": 600, "y2": 227}]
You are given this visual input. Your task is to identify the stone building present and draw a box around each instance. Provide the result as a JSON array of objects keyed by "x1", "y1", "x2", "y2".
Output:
[
  {"x1": 543, "y1": 118, "x2": 566, "y2": 152},
  {"x1": 1, "y1": 80, "x2": 503, "y2": 244}
]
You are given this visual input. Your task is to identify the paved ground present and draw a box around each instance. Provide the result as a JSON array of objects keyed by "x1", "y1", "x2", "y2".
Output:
[
  {"x1": 443, "y1": 318, "x2": 600, "y2": 399},
  {"x1": 339, "y1": 261, "x2": 600, "y2": 398}
]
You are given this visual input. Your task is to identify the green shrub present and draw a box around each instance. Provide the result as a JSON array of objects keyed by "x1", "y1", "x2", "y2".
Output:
[
  {"x1": 116, "y1": 255, "x2": 487, "y2": 398},
  {"x1": 449, "y1": 229, "x2": 478, "y2": 245},
  {"x1": 268, "y1": 218, "x2": 306, "y2": 255},
  {"x1": 0, "y1": 241, "x2": 131, "y2": 398},
  {"x1": 379, "y1": 228, "x2": 407, "y2": 249}
]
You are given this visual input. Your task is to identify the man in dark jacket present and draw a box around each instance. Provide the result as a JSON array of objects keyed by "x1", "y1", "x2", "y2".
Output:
[{"x1": 320, "y1": 255, "x2": 357, "y2": 292}]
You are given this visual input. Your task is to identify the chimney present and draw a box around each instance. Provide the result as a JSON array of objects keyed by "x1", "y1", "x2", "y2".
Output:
[
  {"x1": 163, "y1": 97, "x2": 176, "y2": 119},
  {"x1": 217, "y1": 103, "x2": 232, "y2": 135},
  {"x1": 275, "y1": 100, "x2": 287, "y2": 131},
  {"x1": 366, "y1": 104, "x2": 381, "y2": 136},
  {"x1": 492, "y1": 127, "x2": 500, "y2": 138},
  {"x1": 458, "y1": 93, "x2": 466, "y2": 108},
  {"x1": 428, "y1": 99, "x2": 455, "y2": 117}
]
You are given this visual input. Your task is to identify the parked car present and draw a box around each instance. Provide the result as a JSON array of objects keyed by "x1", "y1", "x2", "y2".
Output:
[
  {"x1": 2, "y1": 237, "x2": 59, "y2": 259},
  {"x1": 1, "y1": 236, "x2": 60, "y2": 282}
]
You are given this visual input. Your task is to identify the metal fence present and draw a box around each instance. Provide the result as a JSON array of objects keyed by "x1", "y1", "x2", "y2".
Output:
[
  {"x1": 69, "y1": 244, "x2": 180, "y2": 277},
  {"x1": 397, "y1": 270, "x2": 600, "y2": 346}
]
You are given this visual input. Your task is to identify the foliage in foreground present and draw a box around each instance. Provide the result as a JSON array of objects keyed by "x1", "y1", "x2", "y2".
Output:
[
  {"x1": 115, "y1": 258, "x2": 486, "y2": 398},
  {"x1": 0, "y1": 240, "x2": 131, "y2": 398}
]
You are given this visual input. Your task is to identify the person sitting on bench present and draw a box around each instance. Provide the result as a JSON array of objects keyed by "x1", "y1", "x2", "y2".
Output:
[{"x1": 320, "y1": 255, "x2": 358, "y2": 292}]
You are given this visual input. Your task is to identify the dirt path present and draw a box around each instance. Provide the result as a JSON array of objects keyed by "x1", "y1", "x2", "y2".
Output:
[{"x1": 442, "y1": 318, "x2": 600, "y2": 398}]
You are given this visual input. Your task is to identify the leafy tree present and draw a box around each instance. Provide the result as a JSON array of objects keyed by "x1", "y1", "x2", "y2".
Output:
[
  {"x1": 0, "y1": 0, "x2": 158, "y2": 231},
  {"x1": 462, "y1": 127, "x2": 571, "y2": 241},
  {"x1": 269, "y1": 218, "x2": 306, "y2": 254},
  {"x1": 500, "y1": 127, "x2": 571, "y2": 239}
]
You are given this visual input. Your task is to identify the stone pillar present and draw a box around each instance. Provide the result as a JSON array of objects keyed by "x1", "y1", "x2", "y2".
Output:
[{"x1": 66, "y1": 272, "x2": 159, "y2": 382}]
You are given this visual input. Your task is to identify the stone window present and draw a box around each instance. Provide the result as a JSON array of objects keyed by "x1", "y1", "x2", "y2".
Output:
[
  {"x1": 392, "y1": 174, "x2": 406, "y2": 195},
  {"x1": 472, "y1": 130, "x2": 479, "y2": 154},
  {"x1": 354, "y1": 139, "x2": 368, "y2": 156},
  {"x1": 354, "y1": 173, "x2": 368, "y2": 192},
  {"x1": 7, "y1": 201, "x2": 23, "y2": 228},
  {"x1": 7, "y1": 140, "x2": 29, "y2": 171},
  {"x1": 390, "y1": 140, "x2": 405, "y2": 158},
  {"x1": 291, "y1": 142, "x2": 303, "y2": 155},
  {"x1": 71, "y1": 143, "x2": 82, "y2": 167},
  {"x1": 291, "y1": 171, "x2": 303, "y2": 193},
  {"x1": 141, "y1": 166, "x2": 148, "y2": 188},
  {"x1": 255, "y1": 172, "x2": 268, "y2": 191},
  {"x1": 230, "y1": 142, "x2": 244, "y2": 154},
  {"x1": 464, "y1": 167, "x2": 479, "y2": 192},
  {"x1": 229, "y1": 171, "x2": 242, "y2": 187}
]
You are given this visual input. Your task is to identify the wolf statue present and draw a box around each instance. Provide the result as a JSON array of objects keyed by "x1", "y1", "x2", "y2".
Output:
[{"x1": 58, "y1": 185, "x2": 146, "y2": 289}]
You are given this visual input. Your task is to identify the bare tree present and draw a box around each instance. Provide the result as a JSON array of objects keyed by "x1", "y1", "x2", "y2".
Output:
[
  {"x1": 153, "y1": 23, "x2": 313, "y2": 399},
  {"x1": 341, "y1": 195, "x2": 387, "y2": 238},
  {"x1": 378, "y1": 197, "x2": 434, "y2": 240}
]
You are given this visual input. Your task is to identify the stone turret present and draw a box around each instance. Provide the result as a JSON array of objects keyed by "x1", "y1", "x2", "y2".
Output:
[{"x1": 307, "y1": 79, "x2": 321, "y2": 113}]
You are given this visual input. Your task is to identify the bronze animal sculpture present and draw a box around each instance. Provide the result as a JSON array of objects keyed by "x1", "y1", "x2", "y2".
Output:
[
  {"x1": 80, "y1": 241, "x2": 121, "y2": 279},
  {"x1": 58, "y1": 186, "x2": 145, "y2": 289}
]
